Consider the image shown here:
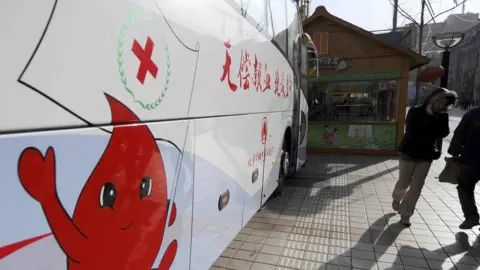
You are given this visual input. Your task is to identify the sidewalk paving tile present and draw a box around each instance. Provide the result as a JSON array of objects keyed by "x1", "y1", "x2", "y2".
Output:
[{"x1": 211, "y1": 153, "x2": 480, "y2": 269}]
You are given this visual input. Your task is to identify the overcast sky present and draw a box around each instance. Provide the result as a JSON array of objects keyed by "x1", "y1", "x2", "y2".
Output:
[{"x1": 310, "y1": 0, "x2": 480, "y2": 31}]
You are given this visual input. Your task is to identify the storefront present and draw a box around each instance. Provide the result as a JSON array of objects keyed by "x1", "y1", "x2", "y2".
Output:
[{"x1": 303, "y1": 6, "x2": 430, "y2": 155}]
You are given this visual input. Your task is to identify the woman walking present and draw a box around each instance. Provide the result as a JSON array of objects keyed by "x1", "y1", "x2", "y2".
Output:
[{"x1": 393, "y1": 88, "x2": 457, "y2": 226}]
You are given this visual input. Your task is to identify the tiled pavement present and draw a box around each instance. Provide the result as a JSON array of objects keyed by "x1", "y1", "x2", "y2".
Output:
[{"x1": 211, "y1": 153, "x2": 480, "y2": 270}]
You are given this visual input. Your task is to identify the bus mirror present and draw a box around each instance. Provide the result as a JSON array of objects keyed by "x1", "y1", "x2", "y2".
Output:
[{"x1": 302, "y1": 33, "x2": 313, "y2": 43}]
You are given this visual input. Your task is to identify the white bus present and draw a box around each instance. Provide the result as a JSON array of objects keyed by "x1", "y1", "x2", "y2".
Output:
[{"x1": 0, "y1": 0, "x2": 315, "y2": 269}]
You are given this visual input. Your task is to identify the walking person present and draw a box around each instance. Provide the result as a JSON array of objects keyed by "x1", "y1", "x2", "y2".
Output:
[
  {"x1": 448, "y1": 106, "x2": 480, "y2": 229},
  {"x1": 393, "y1": 88, "x2": 457, "y2": 226}
]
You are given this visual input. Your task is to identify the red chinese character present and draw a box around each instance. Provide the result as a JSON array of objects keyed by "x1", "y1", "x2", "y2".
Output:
[
  {"x1": 286, "y1": 74, "x2": 292, "y2": 97},
  {"x1": 257, "y1": 152, "x2": 262, "y2": 161},
  {"x1": 220, "y1": 40, "x2": 238, "y2": 92},
  {"x1": 238, "y1": 49, "x2": 252, "y2": 90},
  {"x1": 253, "y1": 55, "x2": 263, "y2": 92},
  {"x1": 273, "y1": 69, "x2": 280, "y2": 96},
  {"x1": 262, "y1": 64, "x2": 271, "y2": 92},
  {"x1": 280, "y1": 72, "x2": 285, "y2": 97},
  {"x1": 248, "y1": 156, "x2": 253, "y2": 166}
]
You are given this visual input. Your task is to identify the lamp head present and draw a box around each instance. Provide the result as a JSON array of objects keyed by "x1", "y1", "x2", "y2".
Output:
[{"x1": 432, "y1": 32, "x2": 465, "y2": 49}]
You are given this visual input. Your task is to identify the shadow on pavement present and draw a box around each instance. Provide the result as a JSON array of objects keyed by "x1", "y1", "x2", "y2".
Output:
[
  {"x1": 324, "y1": 214, "x2": 479, "y2": 270},
  {"x1": 323, "y1": 213, "x2": 404, "y2": 269},
  {"x1": 261, "y1": 153, "x2": 399, "y2": 220},
  {"x1": 389, "y1": 232, "x2": 480, "y2": 270},
  {"x1": 287, "y1": 153, "x2": 398, "y2": 188}
]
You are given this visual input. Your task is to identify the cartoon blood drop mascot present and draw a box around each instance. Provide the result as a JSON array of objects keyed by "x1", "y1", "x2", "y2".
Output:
[{"x1": 17, "y1": 94, "x2": 177, "y2": 270}]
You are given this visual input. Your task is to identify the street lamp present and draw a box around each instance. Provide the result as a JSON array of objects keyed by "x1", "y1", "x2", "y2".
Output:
[{"x1": 432, "y1": 32, "x2": 465, "y2": 88}]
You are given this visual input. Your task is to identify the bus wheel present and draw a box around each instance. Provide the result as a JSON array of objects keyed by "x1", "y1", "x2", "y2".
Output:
[{"x1": 273, "y1": 143, "x2": 289, "y2": 197}]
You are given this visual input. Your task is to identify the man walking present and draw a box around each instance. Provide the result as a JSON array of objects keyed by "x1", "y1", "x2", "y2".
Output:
[{"x1": 448, "y1": 106, "x2": 480, "y2": 229}]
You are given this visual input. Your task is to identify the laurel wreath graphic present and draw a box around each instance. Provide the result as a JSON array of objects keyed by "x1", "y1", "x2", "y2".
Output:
[{"x1": 117, "y1": 10, "x2": 171, "y2": 110}]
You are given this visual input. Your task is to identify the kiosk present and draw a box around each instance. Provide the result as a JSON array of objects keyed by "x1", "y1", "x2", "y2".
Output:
[{"x1": 304, "y1": 6, "x2": 430, "y2": 155}]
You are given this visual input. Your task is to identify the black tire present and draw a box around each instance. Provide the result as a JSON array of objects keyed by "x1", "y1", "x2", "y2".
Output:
[{"x1": 273, "y1": 139, "x2": 289, "y2": 197}]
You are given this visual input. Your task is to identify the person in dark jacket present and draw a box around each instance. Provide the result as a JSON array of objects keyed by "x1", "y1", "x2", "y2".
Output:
[
  {"x1": 393, "y1": 88, "x2": 457, "y2": 226},
  {"x1": 448, "y1": 106, "x2": 480, "y2": 229}
]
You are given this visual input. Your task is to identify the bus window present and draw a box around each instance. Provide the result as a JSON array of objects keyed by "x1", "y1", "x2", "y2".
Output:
[
  {"x1": 300, "y1": 41, "x2": 309, "y2": 96},
  {"x1": 286, "y1": 0, "x2": 301, "y2": 68},
  {"x1": 248, "y1": 0, "x2": 274, "y2": 39},
  {"x1": 268, "y1": 0, "x2": 288, "y2": 56},
  {"x1": 228, "y1": 0, "x2": 274, "y2": 39}
]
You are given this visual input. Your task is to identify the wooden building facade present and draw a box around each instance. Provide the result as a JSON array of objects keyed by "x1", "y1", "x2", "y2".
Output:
[{"x1": 303, "y1": 6, "x2": 430, "y2": 155}]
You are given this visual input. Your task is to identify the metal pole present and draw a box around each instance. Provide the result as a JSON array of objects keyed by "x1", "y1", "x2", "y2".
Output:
[
  {"x1": 415, "y1": 0, "x2": 426, "y2": 104},
  {"x1": 392, "y1": 0, "x2": 398, "y2": 31},
  {"x1": 440, "y1": 50, "x2": 450, "y2": 88}
]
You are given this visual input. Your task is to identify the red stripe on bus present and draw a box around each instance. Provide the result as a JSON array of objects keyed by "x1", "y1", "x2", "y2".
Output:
[{"x1": 0, "y1": 233, "x2": 52, "y2": 259}]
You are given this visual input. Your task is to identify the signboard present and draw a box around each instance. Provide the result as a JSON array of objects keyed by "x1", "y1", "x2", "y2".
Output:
[
  {"x1": 379, "y1": 80, "x2": 398, "y2": 90},
  {"x1": 318, "y1": 56, "x2": 352, "y2": 71},
  {"x1": 307, "y1": 122, "x2": 397, "y2": 150},
  {"x1": 311, "y1": 70, "x2": 402, "y2": 82}
]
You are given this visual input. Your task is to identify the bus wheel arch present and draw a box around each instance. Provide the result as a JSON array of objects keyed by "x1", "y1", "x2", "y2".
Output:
[{"x1": 273, "y1": 127, "x2": 291, "y2": 197}]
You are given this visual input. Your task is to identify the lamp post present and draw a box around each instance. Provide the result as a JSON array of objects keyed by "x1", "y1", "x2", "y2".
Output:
[{"x1": 432, "y1": 32, "x2": 465, "y2": 88}]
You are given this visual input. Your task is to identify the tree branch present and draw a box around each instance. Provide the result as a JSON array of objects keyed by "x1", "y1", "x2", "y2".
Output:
[
  {"x1": 425, "y1": 0, "x2": 436, "y2": 23},
  {"x1": 425, "y1": 0, "x2": 467, "y2": 25},
  {"x1": 388, "y1": 0, "x2": 419, "y2": 26}
]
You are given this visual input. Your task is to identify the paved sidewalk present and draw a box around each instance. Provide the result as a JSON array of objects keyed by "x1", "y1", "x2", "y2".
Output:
[{"x1": 211, "y1": 154, "x2": 480, "y2": 270}]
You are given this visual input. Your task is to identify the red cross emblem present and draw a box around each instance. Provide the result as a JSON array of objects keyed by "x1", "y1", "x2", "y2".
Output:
[{"x1": 132, "y1": 36, "x2": 158, "y2": 85}]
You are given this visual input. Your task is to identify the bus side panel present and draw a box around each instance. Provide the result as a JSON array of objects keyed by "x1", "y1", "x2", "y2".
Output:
[
  {"x1": 1, "y1": 0, "x2": 200, "y2": 133},
  {"x1": 186, "y1": 0, "x2": 294, "y2": 118},
  {"x1": 261, "y1": 112, "x2": 288, "y2": 205},
  {"x1": 0, "y1": 120, "x2": 194, "y2": 270},
  {"x1": 191, "y1": 114, "x2": 267, "y2": 269}
]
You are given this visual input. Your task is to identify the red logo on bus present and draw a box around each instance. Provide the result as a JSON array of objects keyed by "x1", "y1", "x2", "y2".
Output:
[{"x1": 261, "y1": 117, "x2": 268, "y2": 145}]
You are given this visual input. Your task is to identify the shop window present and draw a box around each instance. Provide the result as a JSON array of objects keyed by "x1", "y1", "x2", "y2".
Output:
[
  {"x1": 314, "y1": 32, "x2": 329, "y2": 55},
  {"x1": 307, "y1": 80, "x2": 399, "y2": 151},
  {"x1": 308, "y1": 80, "x2": 398, "y2": 122}
]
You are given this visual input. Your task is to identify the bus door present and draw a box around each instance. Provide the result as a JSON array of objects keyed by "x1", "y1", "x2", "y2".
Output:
[{"x1": 296, "y1": 37, "x2": 311, "y2": 168}]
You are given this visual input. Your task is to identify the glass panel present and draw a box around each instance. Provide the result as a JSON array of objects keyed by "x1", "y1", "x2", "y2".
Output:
[
  {"x1": 299, "y1": 42, "x2": 309, "y2": 97},
  {"x1": 225, "y1": 0, "x2": 274, "y2": 39},
  {"x1": 308, "y1": 80, "x2": 398, "y2": 122},
  {"x1": 247, "y1": 0, "x2": 273, "y2": 39},
  {"x1": 307, "y1": 122, "x2": 397, "y2": 150},
  {"x1": 286, "y1": 0, "x2": 300, "y2": 66},
  {"x1": 269, "y1": 0, "x2": 287, "y2": 55}
]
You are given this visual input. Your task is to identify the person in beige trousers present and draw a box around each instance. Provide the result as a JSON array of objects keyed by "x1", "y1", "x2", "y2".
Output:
[{"x1": 393, "y1": 88, "x2": 457, "y2": 226}]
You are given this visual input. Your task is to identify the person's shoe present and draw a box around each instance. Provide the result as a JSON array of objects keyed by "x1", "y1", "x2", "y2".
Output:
[
  {"x1": 392, "y1": 200, "x2": 400, "y2": 212},
  {"x1": 459, "y1": 218, "x2": 480, "y2": 229},
  {"x1": 400, "y1": 216, "x2": 411, "y2": 227}
]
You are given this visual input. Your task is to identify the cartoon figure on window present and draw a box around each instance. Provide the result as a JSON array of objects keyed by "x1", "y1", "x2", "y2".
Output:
[
  {"x1": 16, "y1": 94, "x2": 177, "y2": 270},
  {"x1": 332, "y1": 128, "x2": 340, "y2": 146},
  {"x1": 323, "y1": 125, "x2": 334, "y2": 145}
]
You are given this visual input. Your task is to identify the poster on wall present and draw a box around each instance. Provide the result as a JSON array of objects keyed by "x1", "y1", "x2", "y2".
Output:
[{"x1": 308, "y1": 122, "x2": 397, "y2": 150}]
